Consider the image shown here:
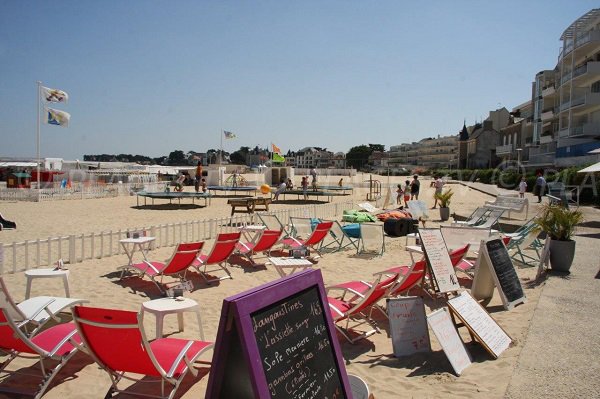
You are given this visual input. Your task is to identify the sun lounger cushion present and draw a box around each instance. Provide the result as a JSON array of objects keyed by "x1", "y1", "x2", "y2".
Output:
[
  {"x1": 376, "y1": 210, "x2": 413, "y2": 221},
  {"x1": 342, "y1": 223, "x2": 361, "y2": 238},
  {"x1": 342, "y1": 210, "x2": 377, "y2": 223}
]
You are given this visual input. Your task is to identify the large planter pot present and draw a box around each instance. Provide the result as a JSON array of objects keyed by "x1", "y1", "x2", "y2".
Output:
[
  {"x1": 549, "y1": 239, "x2": 576, "y2": 272},
  {"x1": 439, "y1": 207, "x2": 450, "y2": 221}
]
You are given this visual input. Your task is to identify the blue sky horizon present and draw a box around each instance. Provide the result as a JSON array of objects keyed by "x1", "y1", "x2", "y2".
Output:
[{"x1": 1, "y1": 1, "x2": 597, "y2": 160}]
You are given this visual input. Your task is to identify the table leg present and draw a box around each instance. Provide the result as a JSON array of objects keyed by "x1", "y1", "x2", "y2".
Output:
[
  {"x1": 62, "y1": 275, "x2": 71, "y2": 297},
  {"x1": 25, "y1": 277, "x2": 33, "y2": 299},
  {"x1": 156, "y1": 314, "x2": 165, "y2": 339},
  {"x1": 177, "y1": 312, "x2": 184, "y2": 333}
]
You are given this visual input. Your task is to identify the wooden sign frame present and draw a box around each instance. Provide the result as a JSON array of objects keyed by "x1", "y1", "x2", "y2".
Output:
[
  {"x1": 387, "y1": 296, "x2": 431, "y2": 357},
  {"x1": 447, "y1": 291, "x2": 512, "y2": 359},
  {"x1": 471, "y1": 239, "x2": 526, "y2": 310},
  {"x1": 418, "y1": 228, "x2": 460, "y2": 294},
  {"x1": 536, "y1": 238, "x2": 551, "y2": 279},
  {"x1": 205, "y1": 269, "x2": 352, "y2": 398},
  {"x1": 427, "y1": 308, "x2": 472, "y2": 376}
]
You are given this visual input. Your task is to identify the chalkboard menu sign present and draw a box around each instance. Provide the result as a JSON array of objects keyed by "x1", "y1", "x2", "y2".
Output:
[
  {"x1": 471, "y1": 239, "x2": 526, "y2": 310},
  {"x1": 427, "y1": 308, "x2": 472, "y2": 376},
  {"x1": 387, "y1": 297, "x2": 430, "y2": 357},
  {"x1": 206, "y1": 269, "x2": 351, "y2": 398},
  {"x1": 448, "y1": 291, "x2": 512, "y2": 359}
]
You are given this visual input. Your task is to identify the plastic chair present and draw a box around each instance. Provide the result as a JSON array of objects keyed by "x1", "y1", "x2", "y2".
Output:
[
  {"x1": 72, "y1": 306, "x2": 213, "y2": 399},
  {"x1": 235, "y1": 229, "x2": 282, "y2": 265},
  {"x1": 191, "y1": 232, "x2": 241, "y2": 284},
  {"x1": 281, "y1": 221, "x2": 334, "y2": 256},
  {"x1": 118, "y1": 242, "x2": 204, "y2": 293},
  {"x1": 358, "y1": 223, "x2": 385, "y2": 256},
  {"x1": 0, "y1": 308, "x2": 82, "y2": 399},
  {"x1": 0, "y1": 276, "x2": 87, "y2": 336}
]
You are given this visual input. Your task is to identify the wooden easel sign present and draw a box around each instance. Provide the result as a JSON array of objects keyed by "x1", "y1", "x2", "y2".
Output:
[
  {"x1": 427, "y1": 308, "x2": 472, "y2": 376},
  {"x1": 418, "y1": 228, "x2": 460, "y2": 293},
  {"x1": 447, "y1": 291, "x2": 512, "y2": 359},
  {"x1": 387, "y1": 296, "x2": 431, "y2": 357},
  {"x1": 471, "y1": 239, "x2": 526, "y2": 310},
  {"x1": 205, "y1": 269, "x2": 352, "y2": 398},
  {"x1": 536, "y1": 238, "x2": 551, "y2": 279}
]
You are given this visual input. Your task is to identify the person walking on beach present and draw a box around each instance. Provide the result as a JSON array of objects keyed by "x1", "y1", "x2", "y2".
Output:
[
  {"x1": 519, "y1": 177, "x2": 527, "y2": 199},
  {"x1": 534, "y1": 172, "x2": 546, "y2": 203},
  {"x1": 432, "y1": 176, "x2": 444, "y2": 208},
  {"x1": 410, "y1": 175, "x2": 420, "y2": 200},
  {"x1": 310, "y1": 168, "x2": 318, "y2": 191},
  {"x1": 194, "y1": 160, "x2": 203, "y2": 192},
  {"x1": 403, "y1": 179, "x2": 411, "y2": 207},
  {"x1": 301, "y1": 176, "x2": 309, "y2": 200}
]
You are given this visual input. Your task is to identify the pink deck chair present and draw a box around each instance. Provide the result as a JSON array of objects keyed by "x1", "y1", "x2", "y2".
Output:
[
  {"x1": 281, "y1": 221, "x2": 333, "y2": 256},
  {"x1": 119, "y1": 242, "x2": 204, "y2": 293},
  {"x1": 191, "y1": 232, "x2": 241, "y2": 284},
  {"x1": 72, "y1": 306, "x2": 213, "y2": 399},
  {"x1": 448, "y1": 243, "x2": 474, "y2": 278},
  {"x1": 235, "y1": 229, "x2": 282, "y2": 265},
  {"x1": 326, "y1": 273, "x2": 398, "y2": 343},
  {"x1": 0, "y1": 308, "x2": 82, "y2": 399}
]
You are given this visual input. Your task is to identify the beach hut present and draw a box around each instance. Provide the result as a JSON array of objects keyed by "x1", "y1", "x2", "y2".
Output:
[{"x1": 7, "y1": 172, "x2": 31, "y2": 188}]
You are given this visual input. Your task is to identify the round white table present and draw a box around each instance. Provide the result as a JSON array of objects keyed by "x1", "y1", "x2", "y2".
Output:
[
  {"x1": 25, "y1": 268, "x2": 70, "y2": 299},
  {"x1": 141, "y1": 297, "x2": 204, "y2": 340}
]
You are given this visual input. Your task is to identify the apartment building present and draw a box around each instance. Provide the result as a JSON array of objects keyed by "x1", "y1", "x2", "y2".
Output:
[
  {"x1": 294, "y1": 147, "x2": 334, "y2": 169},
  {"x1": 497, "y1": 100, "x2": 534, "y2": 165},
  {"x1": 388, "y1": 135, "x2": 457, "y2": 169}
]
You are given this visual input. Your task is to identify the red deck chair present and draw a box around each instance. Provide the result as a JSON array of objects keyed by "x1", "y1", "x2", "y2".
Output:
[
  {"x1": 281, "y1": 221, "x2": 333, "y2": 256},
  {"x1": 448, "y1": 243, "x2": 474, "y2": 278},
  {"x1": 0, "y1": 308, "x2": 82, "y2": 399},
  {"x1": 326, "y1": 273, "x2": 398, "y2": 343},
  {"x1": 235, "y1": 229, "x2": 282, "y2": 265},
  {"x1": 119, "y1": 242, "x2": 204, "y2": 293},
  {"x1": 72, "y1": 306, "x2": 213, "y2": 399},
  {"x1": 191, "y1": 232, "x2": 241, "y2": 284}
]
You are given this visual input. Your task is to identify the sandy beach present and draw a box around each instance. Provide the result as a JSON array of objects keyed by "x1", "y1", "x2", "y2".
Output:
[{"x1": 0, "y1": 174, "x2": 598, "y2": 399}]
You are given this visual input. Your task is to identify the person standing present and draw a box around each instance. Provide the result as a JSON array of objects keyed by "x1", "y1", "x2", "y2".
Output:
[
  {"x1": 518, "y1": 177, "x2": 527, "y2": 199},
  {"x1": 310, "y1": 168, "x2": 318, "y2": 191},
  {"x1": 432, "y1": 176, "x2": 444, "y2": 208},
  {"x1": 403, "y1": 179, "x2": 411, "y2": 207},
  {"x1": 534, "y1": 172, "x2": 546, "y2": 203},
  {"x1": 396, "y1": 184, "x2": 404, "y2": 205},
  {"x1": 194, "y1": 160, "x2": 203, "y2": 192},
  {"x1": 301, "y1": 176, "x2": 309, "y2": 200},
  {"x1": 410, "y1": 175, "x2": 420, "y2": 200}
]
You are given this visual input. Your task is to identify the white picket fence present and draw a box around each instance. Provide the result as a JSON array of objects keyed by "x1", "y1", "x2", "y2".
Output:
[
  {"x1": 0, "y1": 182, "x2": 168, "y2": 202},
  {"x1": 0, "y1": 200, "x2": 354, "y2": 275}
]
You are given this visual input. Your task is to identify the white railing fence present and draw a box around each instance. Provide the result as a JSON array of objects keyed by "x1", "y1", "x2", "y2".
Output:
[{"x1": 0, "y1": 200, "x2": 354, "y2": 275}]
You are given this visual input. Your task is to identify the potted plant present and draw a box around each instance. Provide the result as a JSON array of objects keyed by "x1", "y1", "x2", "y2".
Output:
[
  {"x1": 534, "y1": 203, "x2": 583, "y2": 272},
  {"x1": 434, "y1": 189, "x2": 454, "y2": 221}
]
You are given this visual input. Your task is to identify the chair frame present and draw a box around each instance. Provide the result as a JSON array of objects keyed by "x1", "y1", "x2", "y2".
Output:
[
  {"x1": 358, "y1": 223, "x2": 385, "y2": 256},
  {"x1": 191, "y1": 232, "x2": 241, "y2": 284},
  {"x1": 320, "y1": 219, "x2": 361, "y2": 253},
  {"x1": 72, "y1": 306, "x2": 213, "y2": 399},
  {"x1": 0, "y1": 276, "x2": 87, "y2": 336},
  {"x1": 281, "y1": 221, "x2": 334, "y2": 256},
  {"x1": 0, "y1": 308, "x2": 81, "y2": 399},
  {"x1": 118, "y1": 242, "x2": 204, "y2": 293}
]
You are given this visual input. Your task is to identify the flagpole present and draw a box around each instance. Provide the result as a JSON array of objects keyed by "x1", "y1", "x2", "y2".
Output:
[
  {"x1": 36, "y1": 81, "x2": 41, "y2": 200},
  {"x1": 219, "y1": 129, "x2": 223, "y2": 185}
]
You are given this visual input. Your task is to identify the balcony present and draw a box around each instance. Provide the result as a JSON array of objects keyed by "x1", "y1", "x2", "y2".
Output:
[
  {"x1": 541, "y1": 86, "x2": 556, "y2": 98},
  {"x1": 559, "y1": 91, "x2": 600, "y2": 112},
  {"x1": 558, "y1": 123, "x2": 600, "y2": 138},
  {"x1": 496, "y1": 144, "x2": 514, "y2": 155},
  {"x1": 540, "y1": 109, "x2": 556, "y2": 121},
  {"x1": 540, "y1": 135, "x2": 554, "y2": 144},
  {"x1": 559, "y1": 30, "x2": 600, "y2": 59}
]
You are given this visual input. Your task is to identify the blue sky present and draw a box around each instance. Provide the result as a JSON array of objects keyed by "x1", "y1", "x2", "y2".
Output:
[{"x1": 0, "y1": 1, "x2": 597, "y2": 160}]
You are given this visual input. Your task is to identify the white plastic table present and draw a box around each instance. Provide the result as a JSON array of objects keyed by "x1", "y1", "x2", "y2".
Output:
[
  {"x1": 268, "y1": 257, "x2": 314, "y2": 277},
  {"x1": 25, "y1": 268, "x2": 70, "y2": 299},
  {"x1": 119, "y1": 236, "x2": 156, "y2": 268},
  {"x1": 141, "y1": 297, "x2": 204, "y2": 340}
]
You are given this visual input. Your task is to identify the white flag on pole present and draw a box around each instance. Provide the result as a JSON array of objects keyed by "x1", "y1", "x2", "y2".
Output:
[
  {"x1": 44, "y1": 107, "x2": 70, "y2": 127},
  {"x1": 223, "y1": 131, "x2": 236, "y2": 139},
  {"x1": 41, "y1": 86, "x2": 69, "y2": 103}
]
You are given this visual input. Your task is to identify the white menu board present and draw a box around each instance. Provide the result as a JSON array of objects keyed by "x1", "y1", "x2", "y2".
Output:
[
  {"x1": 387, "y1": 297, "x2": 430, "y2": 357},
  {"x1": 427, "y1": 308, "x2": 472, "y2": 376},
  {"x1": 448, "y1": 291, "x2": 512, "y2": 358},
  {"x1": 419, "y1": 228, "x2": 460, "y2": 293}
]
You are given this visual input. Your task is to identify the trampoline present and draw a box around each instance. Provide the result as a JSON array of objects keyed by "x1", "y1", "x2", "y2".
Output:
[
  {"x1": 207, "y1": 186, "x2": 258, "y2": 196},
  {"x1": 276, "y1": 190, "x2": 348, "y2": 203},
  {"x1": 314, "y1": 185, "x2": 354, "y2": 194},
  {"x1": 136, "y1": 191, "x2": 212, "y2": 207}
]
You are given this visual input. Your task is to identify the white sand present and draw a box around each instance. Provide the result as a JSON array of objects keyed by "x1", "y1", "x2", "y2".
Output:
[{"x1": 0, "y1": 175, "x2": 548, "y2": 398}]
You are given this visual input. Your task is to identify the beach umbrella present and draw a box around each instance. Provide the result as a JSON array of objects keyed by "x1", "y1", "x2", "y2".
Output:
[{"x1": 577, "y1": 161, "x2": 600, "y2": 173}]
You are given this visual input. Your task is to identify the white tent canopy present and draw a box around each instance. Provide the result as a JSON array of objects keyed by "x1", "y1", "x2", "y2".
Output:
[{"x1": 577, "y1": 162, "x2": 600, "y2": 173}]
